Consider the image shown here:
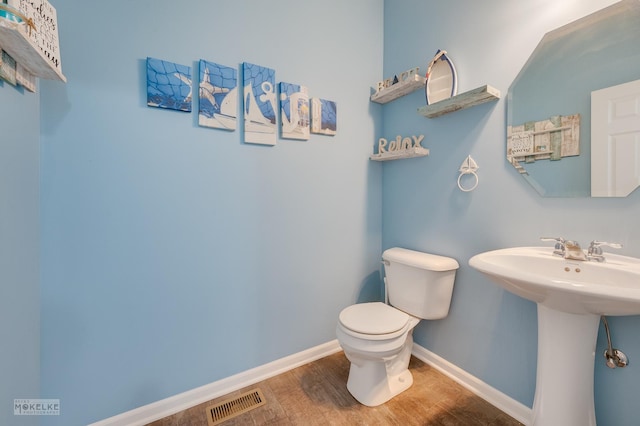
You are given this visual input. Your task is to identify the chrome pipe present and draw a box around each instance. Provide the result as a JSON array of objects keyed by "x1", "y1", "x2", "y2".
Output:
[{"x1": 601, "y1": 315, "x2": 628, "y2": 368}]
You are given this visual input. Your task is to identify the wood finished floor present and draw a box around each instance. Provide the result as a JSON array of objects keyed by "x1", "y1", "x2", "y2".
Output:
[{"x1": 148, "y1": 351, "x2": 524, "y2": 426}]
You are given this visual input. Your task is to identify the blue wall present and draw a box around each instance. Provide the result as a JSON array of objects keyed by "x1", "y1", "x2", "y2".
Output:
[
  {"x1": 0, "y1": 81, "x2": 40, "y2": 424},
  {"x1": 39, "y1": 0, "x2": 383, "y2": 424},
  {"x1": 382, "y1": 0, "x2": 640, "y2": 425}
]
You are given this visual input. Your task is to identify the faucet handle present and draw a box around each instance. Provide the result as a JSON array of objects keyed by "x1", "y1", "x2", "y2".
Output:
[
  {"x1": 588, "y1": 240, "x2": 622, "y2": 255},
  {"x1": 540, "y1": 236, "x2": 566, "y2": 256},
  {"x1": 540, "y1": 237, "x2": 566, "y2": 243}
]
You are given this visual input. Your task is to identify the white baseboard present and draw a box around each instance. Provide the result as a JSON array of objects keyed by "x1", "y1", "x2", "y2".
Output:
[
  {"x1": 90, "y1": 340, "x2": 532, "y2": 426},
  {"x1": 88, "y1": 340, "x2": 342, "y2": 426},
  {"x1": 411, "y1": 343, "x2": 532, "y2": 425}
]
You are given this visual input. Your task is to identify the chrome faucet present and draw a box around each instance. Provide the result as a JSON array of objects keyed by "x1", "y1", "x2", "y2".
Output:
[
  {"x1": 587, "y1": 240, "x2": 622, "y2": 262},
  {"x1": 541, "y1": 237, "x2": 622, "y2": 262},
  {"x1": 540, "y1": 237, "x2": 587, "y2": 260},
  {"x1": 564, "y1": 240, "x2": 587, "y2": 261}
]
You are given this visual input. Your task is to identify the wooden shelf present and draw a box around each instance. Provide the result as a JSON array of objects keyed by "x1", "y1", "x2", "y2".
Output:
[
  {"x1": 370, "y1": 147, "x2": 430, "y2": 162},
  {"x1": 370, "y1": 74, "x2": 426, "y2": 104},
  {"x1": 417, "y1": 85, "x2": 499, "y2": 118},
  {"x1": 0, "y1": 17, "x2": 65, "y2": 82}
]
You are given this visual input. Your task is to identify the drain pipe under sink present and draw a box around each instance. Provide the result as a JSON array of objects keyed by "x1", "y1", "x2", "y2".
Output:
[{"x1": 601, "y1": 315, "x2": 628, "y2": 369}]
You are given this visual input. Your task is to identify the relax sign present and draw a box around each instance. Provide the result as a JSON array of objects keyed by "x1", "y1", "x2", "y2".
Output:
[{"x1": 378, "y1": 135, "x2": 424, "y2": 154}]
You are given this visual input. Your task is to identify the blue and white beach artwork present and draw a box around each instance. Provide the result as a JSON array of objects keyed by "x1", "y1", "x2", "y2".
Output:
[
  {"x1": 147, "y1": 57, "x2": 192, "y2": 112},
  {"x1": 243, "y1": 62, "x2": 277, "y2": 145},
  {"x1": 199, "y1": 60, "x2": 238, "y2": 131},
  {"x1": 311, "y1": 98, "x2": 337, "y2": 136},
  {"x1": 279, "y1": 82, "x2": 309, "y2": 140}
]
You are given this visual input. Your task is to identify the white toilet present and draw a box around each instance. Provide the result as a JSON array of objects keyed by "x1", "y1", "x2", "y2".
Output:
[{"x1": 336, "y1": 247, "x2": 459, "y2": 406}]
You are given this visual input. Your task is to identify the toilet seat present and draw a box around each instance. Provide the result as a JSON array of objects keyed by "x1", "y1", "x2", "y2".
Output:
[
  {"x1": 339, "y1": 302, "x2": 410, "y2": 336},
  {"x1": 335, "y1": 302, "x2": 421, "y2": 406}
]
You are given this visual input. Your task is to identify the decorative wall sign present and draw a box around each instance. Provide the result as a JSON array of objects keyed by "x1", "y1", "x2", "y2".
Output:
[
  {"x1": 310, "y1": 98, "x2": 336, "y2": 136},
  {"x1": 242, "y1": 62, "x2": 277, "y2": 145},
  {"x1": 198, "y1": 60, "x2": 237, "y2": 131},
  {"x1": 377, "y1": 135, "x2": 425, "y2": 154},
  {"x1": 12, "y1": 0, "x2": 62, "y2": 74},
  {"x1": 374, "y1": 66, "x2": 420, "y2": 94},
  {"x1": 146, "y1": 57, "x2": 192, "y2": 112},
  {"x1": 507, "y1": 114, "x2": 580, "y2": 172},
  {"x1": 0, "y1": 0, "x2": 65, "y2": 84},
  {"x1": 279, "y1": 82, "x2": 309, "y2": 140},
  {"x1": 370, "y1": 134, "x2": 429, "y2": 161}
]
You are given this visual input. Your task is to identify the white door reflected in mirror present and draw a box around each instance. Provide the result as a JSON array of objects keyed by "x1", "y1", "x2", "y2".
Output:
[{"x1": 591, "y1": 79, "x2": 640, "y2": 197}]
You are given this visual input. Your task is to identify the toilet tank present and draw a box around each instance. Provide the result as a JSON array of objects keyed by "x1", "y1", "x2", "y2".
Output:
[{"x1": 382, "y1": 247, "x2": 459, "y2": 319}]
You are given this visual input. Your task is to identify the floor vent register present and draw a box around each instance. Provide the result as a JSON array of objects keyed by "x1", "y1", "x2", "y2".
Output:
[{"x1": 206, "y1": 388, "x2": 266, "y2": 425}]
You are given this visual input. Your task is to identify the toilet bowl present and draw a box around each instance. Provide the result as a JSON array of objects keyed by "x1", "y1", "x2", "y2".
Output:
[
  {"x1": 337, "y1": 302, "x2": 421, "y2": 406},
  {"x1": 336, "y1": 248, "x2": 459, "y2": 406}
]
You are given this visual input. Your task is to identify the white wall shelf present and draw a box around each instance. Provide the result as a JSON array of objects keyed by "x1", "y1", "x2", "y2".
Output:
[
  {"x1": 417, "y1": 85, "x2": 499, "y2": 118},
  {"x1": 370, "y1": 74, "x2": 426, "y2": 104},
  {"x1": 370, "y1": 147, "x2": 430, "y2": 161},
  {"x1": 0, "y1": 17, "x2": 66, "y2": 82}
]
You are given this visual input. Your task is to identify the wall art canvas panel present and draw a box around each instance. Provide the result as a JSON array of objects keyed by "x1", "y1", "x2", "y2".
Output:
[
  {"x1": 311, "y1": 98, "x2": 337, "y2": 136},
  {"x1": 243, "y1": 62, "x2": 276, "y2": 145},
  {"x1": 198, "y1": 60, "x2": 238, "y2": 131},
  {"x1": 279, "y1": 82, "x2": 309, "y2": 140},
  {"x1": 146, "y1": 57, "x2": 192, "y2": 112}
]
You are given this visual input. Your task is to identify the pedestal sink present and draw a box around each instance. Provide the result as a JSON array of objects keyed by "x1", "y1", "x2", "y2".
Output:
[{"x1": 469, "y1": 247, "x2": 640, "y2": 426}]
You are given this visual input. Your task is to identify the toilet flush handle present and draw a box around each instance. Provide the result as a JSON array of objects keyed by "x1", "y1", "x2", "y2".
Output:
[{"x1": 380, "y1": 260, "x2": 390, "y2": 304}]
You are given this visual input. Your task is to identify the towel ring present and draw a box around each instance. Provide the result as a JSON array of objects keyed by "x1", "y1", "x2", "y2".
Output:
[{"x1": 457, "y1": 170, "x2": 479, "y2": 192}]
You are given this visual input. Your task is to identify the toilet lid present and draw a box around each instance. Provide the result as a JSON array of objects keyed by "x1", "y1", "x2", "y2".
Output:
[{"x1": 339, "y1": 302, "x2": 410, "y2": 335}]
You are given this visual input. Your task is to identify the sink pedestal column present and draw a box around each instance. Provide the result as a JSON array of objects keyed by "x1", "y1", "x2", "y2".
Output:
[{"x1": 533, "y1": 305, "x2": 599, "y2": 426}]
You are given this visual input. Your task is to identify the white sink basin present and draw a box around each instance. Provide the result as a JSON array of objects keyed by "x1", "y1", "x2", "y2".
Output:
[
  {"x1": 469, "y1": 246, "x2": 640, "y2": 315},
  {"x1": 469, "y1": 246, "x2": 640, "y2": 425}
]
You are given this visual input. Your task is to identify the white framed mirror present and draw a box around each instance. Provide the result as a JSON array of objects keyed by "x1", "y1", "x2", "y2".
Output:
[{"x1": 507, "y1": 0, "x2": 640, "y2": 197}]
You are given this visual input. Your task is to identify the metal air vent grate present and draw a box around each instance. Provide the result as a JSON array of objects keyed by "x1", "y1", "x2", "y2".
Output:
[{"x1": 206, "y1": 388, "x2": 266, "y2": 425}]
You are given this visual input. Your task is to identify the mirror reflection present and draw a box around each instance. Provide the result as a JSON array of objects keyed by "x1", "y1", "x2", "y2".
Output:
[{"x1": 507, "y1": 0, "x2": 640, "y2": 197}]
